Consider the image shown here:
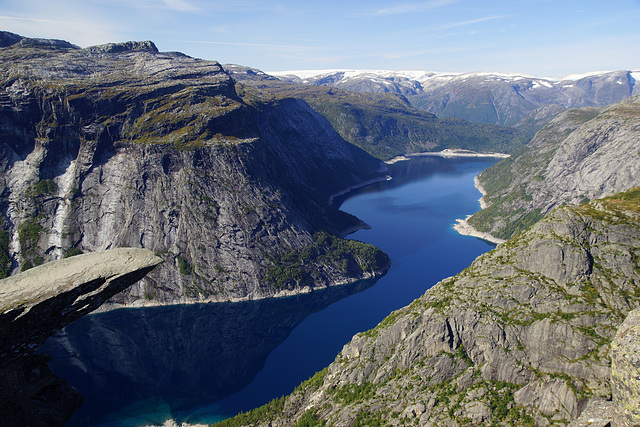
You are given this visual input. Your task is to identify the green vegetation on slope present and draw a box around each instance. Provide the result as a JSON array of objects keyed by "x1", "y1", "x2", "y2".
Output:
[
  {"x1": 274, "y1": 84, "x2": 528, "y2": 161},
  {"x1": 234, "y1": 79, "x2": 529, "y2": 161},
  {"x1": 467, "y1": 106, "x2": 604, "y2": 240},
  {"x1": 265, "y1": 231, "x2": 390, "y2": 289}
]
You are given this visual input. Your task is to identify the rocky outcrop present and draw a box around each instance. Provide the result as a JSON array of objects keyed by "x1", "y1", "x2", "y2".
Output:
[
  {"x1": 611, "y1": 308, "x2": 640, "y2": 426},
  {"x1": 570, "y1": 307, "x2": 640, "y2": 427},
  {"x1": 220, "y1": 188, "x2": 640, "y2": 426},
  {"x1": 468, "y1": 95, "x2": 640, "y2": 241},
  {"x1": 0, "y1": 33, "x2": 389, "y2": 306},
  {"x1": 0, "y1": 247, "x2": 161, "y2": 427}
]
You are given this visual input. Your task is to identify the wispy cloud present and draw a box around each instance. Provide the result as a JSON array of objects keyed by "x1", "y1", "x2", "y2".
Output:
[
  {"x1": 0, "y1": 14, "x2": 78, "y2": 26},
  {"x1": 429, "y1": 15, "x2": 508, "y2": 31},
  {"x1": 0, "y1": 13, "x2": 121, "y2": 47},
  {"x1": 366, "y1": 0, "x2": 461, "y2": 17},
  {"x1": 178, "y1": 39, "x2": 319, "y2": 51},
  {"x1": 162, "y1": 0, "x2": 200, "y2": 12}
]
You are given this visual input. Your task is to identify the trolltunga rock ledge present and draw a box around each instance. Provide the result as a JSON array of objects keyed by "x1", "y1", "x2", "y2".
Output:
[
  {"x1": 0, "y1": 248, "x2": 162, "y2": 426},
  {"x1": 0, "y1": 247, "x2": 162, "y2": 366}
]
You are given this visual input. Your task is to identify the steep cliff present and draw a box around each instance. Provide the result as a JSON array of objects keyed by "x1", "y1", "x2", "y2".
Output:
[
  {"x1": 0, "y1": 247, "x2": 161, "y2": 426},
  {"x1": 0, "y1": 33, "x2": 390, "y2": 306},
  {"x1": 217, "y1": 188, "x2": 640, "y2": 426},
  {"x1": 468, "y1": 95, "x2": 640, "y2": 241}
]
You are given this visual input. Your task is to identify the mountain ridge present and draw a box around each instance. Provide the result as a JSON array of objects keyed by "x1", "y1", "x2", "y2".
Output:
[
  {"x1": 227, "y1": 64, "x2": 529, "y2": 160},
  {"x1": 271, "y1": 68, "x2": 639, "y2": 135},
  {"x1": 468, "y1": 94, "x2": 640, "y2": 241}
]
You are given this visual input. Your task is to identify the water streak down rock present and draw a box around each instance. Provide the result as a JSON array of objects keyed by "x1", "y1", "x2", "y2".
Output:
[{"x1": 0, "y1": 32, "x2": 389, "y2": 306}]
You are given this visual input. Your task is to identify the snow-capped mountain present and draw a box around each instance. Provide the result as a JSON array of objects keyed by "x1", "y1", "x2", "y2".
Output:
[{"x1": 270, "y1": 69, "x2": 639, "y2": 132}]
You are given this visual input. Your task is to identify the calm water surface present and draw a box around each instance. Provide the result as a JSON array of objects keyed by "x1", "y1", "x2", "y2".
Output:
[{"x1": 40, "y1": 156, "x2": 500, "y2": 426}]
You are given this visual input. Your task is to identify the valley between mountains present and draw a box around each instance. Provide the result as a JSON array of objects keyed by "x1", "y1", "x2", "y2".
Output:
[{"x1": 1, "y1": 30, "x2": 639, "y2": 427}]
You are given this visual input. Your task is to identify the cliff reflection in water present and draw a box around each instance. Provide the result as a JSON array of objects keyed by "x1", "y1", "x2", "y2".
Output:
[
  {"x1": 40, "y1": 277, "x2": 379, "y2": 426},
  {"x1": 332, "y1": 156, "x2": 484, "y2": 208}
]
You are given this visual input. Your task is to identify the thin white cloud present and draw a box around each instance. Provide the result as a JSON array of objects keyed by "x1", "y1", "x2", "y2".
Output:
[
  {"x1": 0, "y1": 14, "x2": 77, "y2": 26},
  {"x1": 178, "y1": 39, "x2": 319, "y2": 51},
  {"x1": 163, "y1": 0, "x2": 200, "y2": 12},
  {"x1": 366, "y1": 0, "x2": 461, "y2": 17},
  {"x1": 0, "y1": 13, "x2": 121, "y2": 47},
  {"x1": 430, "y1": 15, "x2": 507, "y2": 31}
]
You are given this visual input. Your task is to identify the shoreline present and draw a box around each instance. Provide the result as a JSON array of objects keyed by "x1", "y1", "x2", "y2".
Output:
[
  {"x1": 474, "y1": 175, "x2": 489, "y2": 209},
  {"x1": 96, "y1": 270, "x2": 385, "y2": 312},
  {"x1": 381, "y1": 151, "x2": 509, "y2": 245},
  {"x1": 453, "y1": 215, "x2": 506, "y2": 245},
  {"x1": 385, "y1": 148, "x2": 510, "y2": 164},
  {"x1": 453, "y1": 173, "x2": 506, "y2": 245},
  {"x1": 328, "y1": 174, "x2": 392, "y2": 207}
]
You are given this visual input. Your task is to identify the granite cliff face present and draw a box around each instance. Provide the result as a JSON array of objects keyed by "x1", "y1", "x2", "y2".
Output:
[
  {"x1": 468, "y1": 95, "x2": 640, "y2": 241},
  {"x1": 221, "y1": 188, "x2": 640, "y2": 426},
  {"x1": 273, "y1": 69, "x2": 639, "y2": 134},
  {"x1": 0, "y1": 248, "x2": 161, "y2": 426},
  {"x1": 0, "y1": 33, "x2": 390, "y2": 306}
]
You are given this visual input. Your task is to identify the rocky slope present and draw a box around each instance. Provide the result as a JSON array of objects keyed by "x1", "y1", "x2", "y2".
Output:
[
  {"x1": 218, "y1": 188, "x2": 640, "y2": 426},
  {"x1": 0, "y1": 32, "x2": 390, "y2": 306},
  {"x1": 227, "y1": 65, "x2": 529, "y2": 161},
  {"x1": 0, "y1": 248, "x2": 162, "y2": 426},
  {"x1": 272, "y1": 69, "x2": 639, "y2": 135},
  {"x1": 467, "y1": 95, "x2": 640, "y2": 241}
]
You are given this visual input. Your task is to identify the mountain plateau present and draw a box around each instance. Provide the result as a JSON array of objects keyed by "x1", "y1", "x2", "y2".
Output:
[{"x1": 0, "y1": 32, "x2": 391, "y2": 307}]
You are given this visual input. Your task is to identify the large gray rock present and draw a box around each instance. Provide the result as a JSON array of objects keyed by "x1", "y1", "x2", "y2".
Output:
[
  {"x1": 0, "y1": 247, "x2": 162, "y2": 365},
  {"x1": 570, "y1": 308, "x2": 640, "y2": 427},
  {"x1": 611, "y1": 308, "x2": 640, "y2": 426},
  {"x1": 0, "y1": 247, "x2": 161, "y2": 427}
]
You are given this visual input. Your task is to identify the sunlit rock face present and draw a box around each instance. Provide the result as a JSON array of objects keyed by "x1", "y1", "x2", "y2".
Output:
[
  {"x1": 226, "y1": 189, "x2": 640, "y2": 426},
  {"x1": 0, "y1": 32, "x2": 389, "y2": 307},
  {"x1": 468, "y1": 95, "x2": 640, "y2": 241}
]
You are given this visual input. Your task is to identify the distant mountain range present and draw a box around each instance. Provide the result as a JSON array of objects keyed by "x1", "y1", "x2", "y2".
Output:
[
  {"x1": 226, "y1": 65, "x2": 529, "y2": 160},
  {"x1": 272, "y1": 69, "x2": 640, "y2": 135}
]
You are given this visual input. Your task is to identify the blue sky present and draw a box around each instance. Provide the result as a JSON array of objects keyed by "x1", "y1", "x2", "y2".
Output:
[{"x1": 1, "y1": 0, "x2": 639, "y2": 77}]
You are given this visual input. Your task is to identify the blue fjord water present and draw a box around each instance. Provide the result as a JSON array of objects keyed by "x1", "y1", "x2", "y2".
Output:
[{"x1": 40, "y1": 156, "x2": 500, "y2": 426}]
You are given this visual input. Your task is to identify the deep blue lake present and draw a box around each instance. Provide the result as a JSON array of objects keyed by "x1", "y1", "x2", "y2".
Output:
[{"x1": 40, "y1": 156, "x2": 500, "y2": 426}]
